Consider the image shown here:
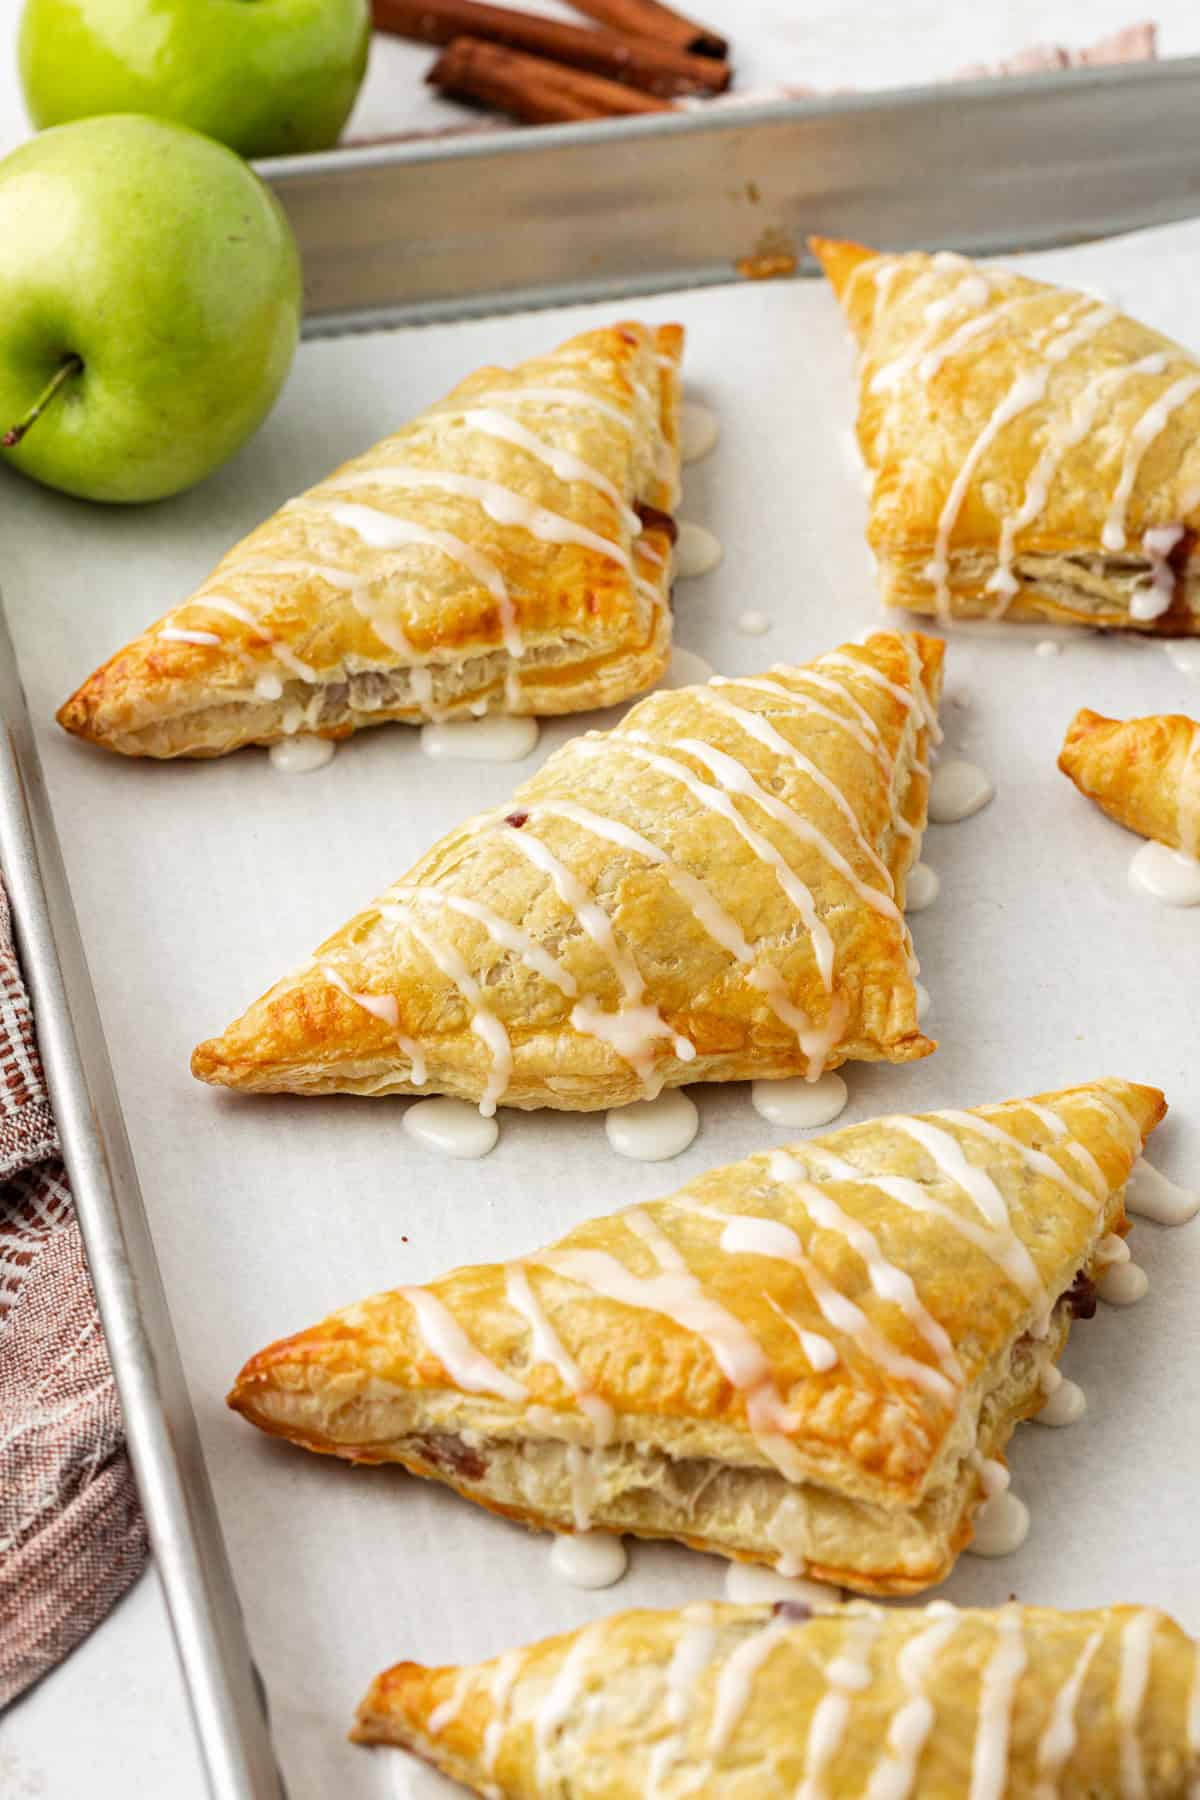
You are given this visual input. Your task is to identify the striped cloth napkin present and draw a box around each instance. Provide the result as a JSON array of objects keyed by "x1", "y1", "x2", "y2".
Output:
[{"x1": 0, "y1": 876, "x2": 146, "y2": 1708}]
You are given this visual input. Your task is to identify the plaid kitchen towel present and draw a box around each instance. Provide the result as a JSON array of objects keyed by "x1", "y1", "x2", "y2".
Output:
[{"x1": 0, "y1": 876, "x2": 147, "y2": 1708}]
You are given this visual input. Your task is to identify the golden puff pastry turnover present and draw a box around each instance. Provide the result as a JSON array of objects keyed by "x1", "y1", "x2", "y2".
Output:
[
  {"x1": 228, "y1": 1078, "x2": 1164, "y2": 1595},
  {"x1": 353, "y1": 1599, "x2": 1200, "y2": 1797},
  {"x1": 192, "y1": 632, "x2": 942, "y2": 1110},
  {"x1": 57, "y1": 322, "x2": 682, "y2": 759},
  {"x1": 1060, "y1": 708, "x2": 1200, "y2": 858},
  {"x1": 811, "y1": 236, "x2": 1200, "y2": 633}
]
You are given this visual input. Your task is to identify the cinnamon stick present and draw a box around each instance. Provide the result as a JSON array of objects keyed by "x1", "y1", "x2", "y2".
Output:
[
  {"x1": 430, "y1": 37, "x2": 674, "y2": 122},
  {"x1": 372, "y1": 0, "x2": 730, "y2": 97},
  {"x1": 564, "y1": 0, "x2": 727, "y2": 58}
]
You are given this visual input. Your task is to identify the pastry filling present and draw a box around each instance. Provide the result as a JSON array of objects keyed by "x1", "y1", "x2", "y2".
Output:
[
  {"x1": 276, "y1": 1260, "x2": 1103, "y2": 1593},
  {"x1": 882, "y1": 542, "x2": 1200, "y2": 629}
]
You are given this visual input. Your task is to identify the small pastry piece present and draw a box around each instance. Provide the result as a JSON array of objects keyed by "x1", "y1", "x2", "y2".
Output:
[
  {"x1": 228, "y1": 1078, "x2": 1164, "y2": 1594},
  {"x1": 811, "y1": 235, "x2": 1200, "y2": 633},
  {"x1": 57, "y1": 322, "x2": 682, "y2": 758},
  {"x1": 352, "y1": 1600, "x2": 1200, "y2": 1796},
  {"x1": 1059, "y1": 709, "x2": 1200, "y2": 856},
  {"x1": 192, "y1": 631, "x2": 942, "y2": 1110}
]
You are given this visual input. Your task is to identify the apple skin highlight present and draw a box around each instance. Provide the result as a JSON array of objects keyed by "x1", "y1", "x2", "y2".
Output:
[
  {"x1": 0, "y1": 115, "x2": 302, "y2": 505},
  {"x1": 19, "y1": 0, "x2": 370, "y2": 160}
]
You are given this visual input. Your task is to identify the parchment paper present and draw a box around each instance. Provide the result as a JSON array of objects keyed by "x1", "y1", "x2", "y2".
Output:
[{"x1": 3, "y1": 221, "x2": 1199, "y2": 1798}]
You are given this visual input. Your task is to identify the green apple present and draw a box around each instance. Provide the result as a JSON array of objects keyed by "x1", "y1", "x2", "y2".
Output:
[
  {"x1": 0, "y1": 115, "x2": 302, "y2": 505},
  {"x1": 19, "y1": 0, "x2": 369, "y2": 160}
]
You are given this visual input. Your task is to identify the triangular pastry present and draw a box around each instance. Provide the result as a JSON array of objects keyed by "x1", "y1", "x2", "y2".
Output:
[
  {"x1": 352, "y1": 1599, "x2": 1200, "y2": 1796},
  {"x1": 57, "y1": 322, "x2": 682, "y2": 758},
  {"x1": 1060, "y1": 708, "x2": 1200, "y2": 856},
  {"x1": 812, "y1": 236, "x2": 1200, "y2": 633},
  {"x1": 228, "y1": 1078, "x2": 1164, "y2": 1594},
  {"x1": 192, "y1": 632, "x2": 942, "y2": 1108}
]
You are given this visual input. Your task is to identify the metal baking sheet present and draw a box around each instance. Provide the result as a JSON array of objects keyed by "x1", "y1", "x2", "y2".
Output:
[
  {"x1": 3, "y1": 220, "x2": 1200, "y2": 1800},
  {"x1": 261, "y1": 58, "x2": 1200, "y2": 330}
]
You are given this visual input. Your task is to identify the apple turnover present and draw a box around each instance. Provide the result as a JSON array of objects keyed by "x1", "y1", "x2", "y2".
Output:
[
  {"x1": 353, "y1": 1599, "x2": 1200, "y2": 1796},
  {"x1": 192, "y1": 631, "x2": 942, "y2": 1109},
  {"x1": 1060, "y1": 708, "x2": 1200, "y2": 855},
  {"x1": 57, "y1": 322, "x2": 681, "y2": 757},
  {"x1": 228, "y1": 1078, "x2": 1164, "y2": 1594},
  {"x1": 812, "y1": 236, "x2": 1200, "y2": 633}
]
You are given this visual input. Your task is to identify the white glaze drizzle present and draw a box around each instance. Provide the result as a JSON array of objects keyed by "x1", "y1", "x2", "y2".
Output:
[
  {"x1": 1097, "y1": 1260, "x2": 1149, "y2": 1305},
  {"x1": 713, "y1": 674, "x2": 893, "y2": 774},
  {"x1": 535, "y1": 791, "x2": 757, "y2": 968},
  {"x1": 393, "y1": 885, "x2": 576, "y2": 996},
  {"x1": 927, "y1": 368, "x2": 1051, "y2": 620},
  {"x1": 660, "y1": 730, "x2": 905, "y2": 933},
  {"x1": 905, "y1": 863, "x2": 939, "y2": 911},
  {"x1": 1031, "y1": 1627, "x2": 1102, "y2": 1799},
  {"x1": 605, "y1": 1090, "x2": 699, "y2": 1162},
  {"x1": 611, "y1": 733, "x2": 838, "y2": 983},
  {"x1": 533, "y1": 1622, "x2": 603, "y2": 1788},
  {"x1": 968, "y1": 1609, "x2": 1029, "y2": 1800},
  {"x1": 809, "y1": 1139, "x2": 1045, "y2": 1310},
  {"x1": 820, "y1": 650, "x2": 942, "y2": 743},
  {"x1": 722, "y1": 1564, "x2": 835, "y2": 1607},
  {"x1": 1135, "y1": 524, "x2": 1187, "y2": 621},
  {"x1": 477, "y1": 383, "x2": 635, "y2": 433},
  {"x1": 1036, "y1": 1376, "x2": 1086, "y2": 1427},
  {"x1": 674, "y1": 521, "x2": 723, "y2": 579},
  {"x1": 1074, "y1": 1084, "x2": 1146, "y2": 1153},
  {"x1": 159, "y1": 626, "x2": 222, "y2": 646},
  {"x1": 863, "y1": 1613, "x2": 962, "y2": 1800},
  {"x1": 268, "y1": 735, "x2": 335, "y2": 774},
  {"x1": 1129, "y1": 839, "x2": 1200, "y2": 907},
  {"x1": 400, "y1": 1286, "x2": 526, "y2": 1401},
  {"x1": 968, "y1": 1490, "x2": 1030, "y2": 1558},
  {"x1": 493, "y1": 816, "x2": 692, "y2": 1093},
  {"x1": 700, "y1": 1184, "x2": 956, "y2": 1407},
  {"x1": 402, "y1": 1097, "x2": 498, "y2": 1159},
  {"x1": 687, "y1": 688, "x2": 895, "y2": 887},
  {"x1": 201, "y1": 593, "x2": 321, "y2": 683},
  {"x1": 647, "y1": 1606, "x2": 719, "y2": 1794},
  {"x1": 321, "y1": 964, "x2": 427, "y2": 1083},
  {"x1": 795, "y1": 1613, "x2": 882, "y2": 1800},
  {"x1": 751, "y1": 1073, "x2": 848, "y2": 1129},
  {"x1": 1103, "y1": 376, "x2": 1200, "y2": 551},
  {"x1": 763, "y1": 1292, "x2": 840, "y2": 1372},
  {"x1": 706, "y1": 1617, "x2": 790, "y2": 1753},
  {"x1": 328, "y1": 465, "x2": 635, "y2": 576},
  {"x1": 428, "y1": 1667, "x2": 474, "y2": 1737},
  {"x1": 768, "y1": 1151, "x2": 964, "y2": 1396},
  {"x1": 482, "y1": 1650, "x2": 522, "y2": 1782},
  {"x1": 889, "y1": 1118, "x2": 1044, "y2": 1297},
  {"x1": 419, "y1": 717, "x2": 540, "y2": 762},
  {"x1": 928, "y1": 758, "x2": 994, "y2": 823},
  {"x1": 869, "y1": 273, "x2": 1001, "y2": 392},
  {"x1": 663, "y1": 647, "x2": 716, "y2": 688},
  {"x1": 311, "y1": 502, "x2": 504, "y2": 650},
  {"x1": 452, "y1": 407, "x2": 639, "y2": 530},
  {"x1": 678, "y1": 401, "x2": 719, "y2": 464},
  {"x1": 1125, "y1": 1157, "x2": 1200, "y2": 1224},
  {"x1": 379, "y1": 904, "x2": 511, "y2": 1116},
  {"x1": 1114, "y1": 1608, "x2": 1159, "y2": 1800},
  {"x1": 538, "y1": 1208, "x2": 803, "y2": 1478},
  {"x1": 936, "y1": 1110, "x2": 1100, "y2": 1213},
  {"x1": 504, "y1": 1265, "x2": 614, "y2": 1456},
  {"x1": 549, "y1": 1532, "x2": 627, "y2": 1588}
]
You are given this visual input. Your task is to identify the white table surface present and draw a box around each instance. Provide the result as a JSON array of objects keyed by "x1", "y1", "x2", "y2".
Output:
[{"x1": 3, "y1": 0, "x2": 1200, "y2": 1793}]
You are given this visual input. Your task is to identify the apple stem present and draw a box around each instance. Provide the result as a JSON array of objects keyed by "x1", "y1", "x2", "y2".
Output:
[{"x1": 2, "y1": 355, "x2": 84, "y2": 449}]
